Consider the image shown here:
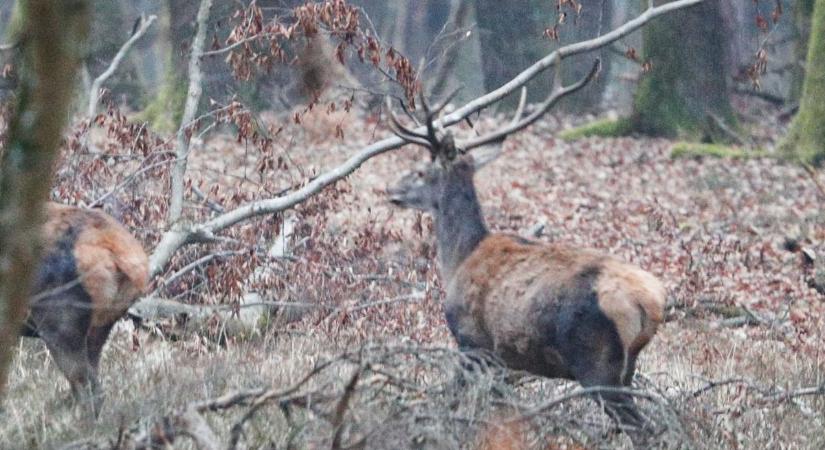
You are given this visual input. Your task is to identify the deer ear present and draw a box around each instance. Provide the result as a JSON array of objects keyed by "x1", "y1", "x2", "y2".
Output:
[
  {"x1": 442, "y1": 134, "x2": 459, "y2": 161},
  {"x1": 472, "y1": 142, "x2": 504, "y2": 170}
]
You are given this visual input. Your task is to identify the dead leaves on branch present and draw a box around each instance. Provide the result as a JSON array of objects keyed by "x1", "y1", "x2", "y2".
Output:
[
  {"x1": 219, "y1": 0, "x2": 419, "y2": 106},
  {"x1": 543, "y1": 0, "x2": 585, "y2": 41},
  {"x1": 739, "y1": 0, "x2": 784, "y2": 90}
]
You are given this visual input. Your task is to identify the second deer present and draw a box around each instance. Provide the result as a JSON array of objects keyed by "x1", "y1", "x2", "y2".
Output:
[{"x1": 21, "y1": 202, "x2": 149, "y2": 416}]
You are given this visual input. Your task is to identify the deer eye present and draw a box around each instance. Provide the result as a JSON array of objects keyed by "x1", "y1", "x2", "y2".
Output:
[{"x1": 416, "y1": 171, "x2": 424, "y2": 178}]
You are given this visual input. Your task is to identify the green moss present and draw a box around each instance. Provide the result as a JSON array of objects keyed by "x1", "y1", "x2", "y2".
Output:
[
  {"x1": 781, "y1": 0, "x2": 825, "y2": 166},
  {"x1": 631, "y1": 0, "x2": 735, "y2": 141},
  {"x1": 670, "y1": 142, "x2": 768, "y2": 160},
  {"x1": 5, "y1": 0, "x2": 25, "y2": 42},
  {"x1": 558, "y1": 118, "x2": 633, "y2": 141},
  {"x1": 790, "y1": 0, "x2": 816, "y2": 101},
  {"x1": 134, "y1": 67, "x2": 186, "y2": 133}
]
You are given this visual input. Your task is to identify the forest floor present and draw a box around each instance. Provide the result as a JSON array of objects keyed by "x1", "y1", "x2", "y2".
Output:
[{"x1": 2, "y1": 96, "x2": 825, "y2": 449}]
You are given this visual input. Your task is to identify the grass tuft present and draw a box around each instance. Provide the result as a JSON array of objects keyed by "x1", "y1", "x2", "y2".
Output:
[
  {"x1": 559, "y1": 118, "x2": 633, "y2": 141},
  {"x1": 670, "y1": 142, "x2": 769, "y2": 160}
]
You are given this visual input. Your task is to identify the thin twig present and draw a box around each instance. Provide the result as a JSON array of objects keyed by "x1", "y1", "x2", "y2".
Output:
[{"x1": 87, "y1": 15, "x2": 157, "y2": 117}]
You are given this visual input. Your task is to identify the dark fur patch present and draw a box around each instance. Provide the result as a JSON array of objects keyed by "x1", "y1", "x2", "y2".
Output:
[
  {"x1": 25, "y1": 224, "x2": 93, "y2": 335},
  {"x1": 534, "y1": 265, "x2": 625, "y2": 382},
  {"x1": 445, "y1": 305, "x2": 484, "y2": 350},
  {"x1": 34, "y1": 225, "x2": 81, "y2": 291},
  {"x1": 435, "y1": 160, "x2": 489, "y2": 278}
]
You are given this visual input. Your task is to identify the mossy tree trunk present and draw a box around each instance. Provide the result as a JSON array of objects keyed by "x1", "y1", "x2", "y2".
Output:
[
  {"x1": 790, "y1": 0, "x2": 815, "y2": 101},
  {"x1": 0, "y1": 0, "x2": 89, "y2": 399},
  {"x1": 137, "y1": 0, "x2": 190, "y2": 132},
  {"x1": 781, "y1": 0, "x2": 825, "y2": 165},
  {"x1": 630, "y1": 0, "x2": 734, "y2": 140}
]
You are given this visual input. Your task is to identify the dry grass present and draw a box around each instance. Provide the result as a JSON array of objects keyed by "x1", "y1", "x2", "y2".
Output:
[
  {"x1": 2, "y1": 104, "x2": 824, "y2": 449},
  {"x1": 4, "y1": 320, "x2": 823, "y2": 449}
]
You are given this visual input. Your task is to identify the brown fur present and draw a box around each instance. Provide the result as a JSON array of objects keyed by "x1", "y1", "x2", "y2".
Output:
[
  {"x1": 597, "y1": 260, "x2": 665, "y2": 356},
  {"x1": 44, "y1": 202, "x2": 148, "y2": 326},
  {"x1": 445, "y1": 234, "x2": 665, "y2": 381}
]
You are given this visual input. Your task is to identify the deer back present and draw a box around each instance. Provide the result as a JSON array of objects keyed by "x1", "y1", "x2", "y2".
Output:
[
  {"x1": 443, "y1": 235, "x2": 665, "y2": 377},
  {"x1": 38, "y1": 202, "x2": 149, "y2": 327}
]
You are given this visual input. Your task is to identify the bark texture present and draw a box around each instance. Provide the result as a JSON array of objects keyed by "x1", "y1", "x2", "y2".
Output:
[
  {"x1": 781, "y1": 0, "x2": 825, "y2": 165},
  {"x1": 631, "y1": 0, "x2": 733, "y2": 140},
  {"x1": 0, "y1": 0, "x2": 89, "y2": 398}
]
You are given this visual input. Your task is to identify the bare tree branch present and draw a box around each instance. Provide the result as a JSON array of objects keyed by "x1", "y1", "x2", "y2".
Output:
[
  {"x1": 168, "y1": 0, "x2": 212, "y2": 224},
  {"x1": 504, "y1": 385, "x2": 659, "y2": 425},
  {"x1": 87, "y1": 15, "x2": 157, "y2": 118},
  {"x1": 144, "y1": 0, "x2": 706, "y2": 280},
  {"x1": 462, "y1": 59, "x2": 601, "y2": 150}
]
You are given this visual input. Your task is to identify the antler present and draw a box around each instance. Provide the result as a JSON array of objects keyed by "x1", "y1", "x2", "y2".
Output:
[
  {"x1": 385, "y1": 96, "x2": 433, "y2": 150},
  {"x1": 385, "y1": 89, "x2": 460, "y2": 160},
  {"x1": 461, "y1": 59, "x2": 601, "y2": 151},
  {"x1": 386, "y1": 59, "x2": 599, "y2": 166}
]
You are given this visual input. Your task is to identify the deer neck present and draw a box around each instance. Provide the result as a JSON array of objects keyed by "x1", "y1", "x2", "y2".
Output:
[{"x1": 434, "y1": 165, "x2": 488, "y2": 282}]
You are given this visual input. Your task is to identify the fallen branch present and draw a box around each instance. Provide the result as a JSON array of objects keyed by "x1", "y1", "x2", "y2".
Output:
[
  {"x1": 686, "y1": 375, "x2": 825, "y2": 410},
  {"x1": 707, "y1": 111, "x2": 748, "y2": 147},
  {"x1": 505, "y1": 385, "x2": 659, "y2": 425},
  {"x1": 145, "y1": 0, "x2": 706, "y2": 280},
  {"x1": 128, "y1": 292, "x2": 425, "y2": 326},
  {"x1": 87, "y1": 15, "x2": 157, "y2": 118},
  {"x1": 131, "y1": 406, "x2": 220, "y2": 450},
  {"x1": 732, "y1": 87, "x2": 786, "y2": 106}
]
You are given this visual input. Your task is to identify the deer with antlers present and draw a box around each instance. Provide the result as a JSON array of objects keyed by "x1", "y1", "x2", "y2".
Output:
[{"x1": 385, "y1": 60, "x2": 666, "y2": 433}]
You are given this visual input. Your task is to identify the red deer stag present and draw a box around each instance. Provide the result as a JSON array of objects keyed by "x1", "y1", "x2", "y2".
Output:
[
  {"x1": 385, "y1": 61, "x2": 666, "y2": 432},
  {"x1": 21, "y1": 202, "x2": 149, "y2": 415}
]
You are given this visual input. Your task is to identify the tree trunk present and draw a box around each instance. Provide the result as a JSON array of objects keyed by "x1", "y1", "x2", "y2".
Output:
[
  {"x1": 781, "y1": 0, "x2": 825, "y2": 165},
  {"x1": 630, "y1": 0, "x2": 734, "y2": 140},
  {"x1": 790, "y1": 0, "x2": 815, "y2": 101},
  {"x1": 559, "y1": 0, "x2": 613, "y2": 111},
  {"x1": 475, "y1": 0, "x2": 555, "y2": 108},
  {"x1": 0, "y1": 0, "x2": 89, "y2": 399},
  {"x1": 137, "y1": 0, "x2": 191, "y2": 132}
]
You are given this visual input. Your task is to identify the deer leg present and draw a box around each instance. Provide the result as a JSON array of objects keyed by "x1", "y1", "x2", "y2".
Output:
[
  {"x1": 573, "y1": 354, "x2": 652, "y2": 448},
  {"x1": 31, "y1": 293, "x2": 101, "y2": 418},
  {"x1": 622, "y1": 350, "x2": 639, "y2": 387},
  {"x1": 566, "y1": 331, "x2": 646, "y2": 433},
  {"x1": 87, "y1": 323, "x2": 115, "y2": 371}
]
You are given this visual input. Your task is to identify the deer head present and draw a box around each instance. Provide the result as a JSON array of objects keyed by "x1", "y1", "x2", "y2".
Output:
[
  {"x1": 384, "y1": 90, "x2": 500, "y2": 213},
  {"x1": 385, "y1": 59, "x2": 601, "y2": 214}
]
